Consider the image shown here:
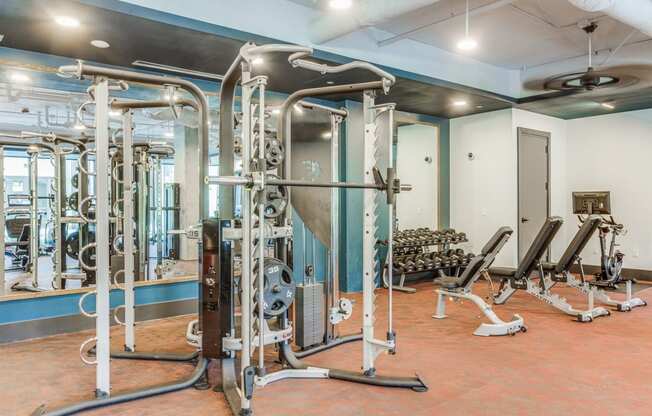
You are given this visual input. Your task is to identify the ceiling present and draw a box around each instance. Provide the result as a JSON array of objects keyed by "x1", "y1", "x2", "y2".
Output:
[
  {"x1": 0, "y1": 0, "x2": 650, "y2": 119},
  {"x1": 291, "y1": 0, "x2": 652, "y2": 70}
]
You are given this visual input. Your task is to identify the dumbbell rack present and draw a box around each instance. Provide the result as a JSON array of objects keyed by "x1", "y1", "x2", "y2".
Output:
[{"x1": 383, "y1": 228, "x2": 471, "y2": 293}]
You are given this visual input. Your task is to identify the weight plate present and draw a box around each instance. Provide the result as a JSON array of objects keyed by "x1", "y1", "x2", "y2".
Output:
[
  {"x1": 254, "y1": 175, "x2": 288, "y2": 219},
  {"x1": 253, "y1": 258, "x2": 295, "y2": 318}
]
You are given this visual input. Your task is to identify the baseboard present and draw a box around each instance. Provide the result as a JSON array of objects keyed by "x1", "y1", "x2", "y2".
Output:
[
  {"x1": 569, "y1": 265, "x2": 652, "y2": 281},
  {"x1": 0, "y1": 299, "x2": 197, "y2": 344}
]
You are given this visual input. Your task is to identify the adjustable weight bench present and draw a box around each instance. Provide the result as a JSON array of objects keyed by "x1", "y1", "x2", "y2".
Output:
[
  {"x1": 492, "y1": 216, "x2": 610, "y2": 322},
  {"x1": 548, "y1": 215, "x2": 646, "y2": 313},
  {"x1": 433, "y1": 226, "x2": 526, "y2": 336}
]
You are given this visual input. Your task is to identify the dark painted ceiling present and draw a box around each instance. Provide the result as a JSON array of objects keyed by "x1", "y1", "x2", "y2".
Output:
[
  {"x1": 0, "y1": 0, "x2": 511, "y2": 119},
  {"x1": 1, "y1": 0, "x2": 651, "y2": 119}
]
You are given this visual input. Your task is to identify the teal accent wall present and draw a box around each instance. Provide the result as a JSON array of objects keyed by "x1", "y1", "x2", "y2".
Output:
[
  {"x1": 338, "y1": 103, "x2": 451, "y2": 293},
  {"x1": 0, "y1": 280, "x2": 197, "y2": 325}
]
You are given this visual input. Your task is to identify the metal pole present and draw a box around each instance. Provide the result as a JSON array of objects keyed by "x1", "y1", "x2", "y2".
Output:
[
  {"x1": 29, "y1": 151, "x2": 39, "y2": 289},
  {"x1": 362, "y1": 90, "x2": 377, "y2": 374},
  {"x1": 94, "y1": 78, "x2": 111, "y2": 398},
  {"x1": 53, "y1": 147, "x2": 63, "y2": 290},
  {"x1": 327, "y1": 114, "x2": 342, "y2": 342},
  {"x1": 256, "y1": 80, "x2": 267, "y2": 373},
  {"x1": 240, "y1": 62, "x2": 253, "y2": 414},
  {"x1": 137, "y1": 151, "x2": 149, "y2": 280},
  {"x1": 386, "y1": 107, "x2": 395, "y2": 336},
  {"x1": 123, "y1": 110, "x2": 136, "y2": 351},
  {"x1": 0, "y1": 147, "x2": 4, "y2": 291}
]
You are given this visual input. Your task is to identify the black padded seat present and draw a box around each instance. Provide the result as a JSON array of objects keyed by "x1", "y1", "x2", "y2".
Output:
[
  {"x1": 436, "y1": 227, "x2": 513, "y2": 290},
  {"x1": 489, "y1": 267, "x2": 515, "y2": 277},
  {"x1": 437, "y1": 276, "x2": 462, "y2": 290}
]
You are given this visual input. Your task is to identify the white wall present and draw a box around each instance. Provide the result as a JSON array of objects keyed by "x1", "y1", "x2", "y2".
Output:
[
  {"x1": 450, "y1": 109, "x2": 568, "y2": 267},
  {"x1": 451, "y1": 107, "x2": 652, "y2": 271},
  {"x1": 119, "y1": 0, "x2": 521, "y2": 96},
  {"x1": 396, "y1": 124, "x2": 438, "y2": 230},
  {"x1": 450, "y1": 109, "x2": 517, "y2": 267},
  {"x1": 566, "y1": 110, "x2": 652, "y2": 269}
]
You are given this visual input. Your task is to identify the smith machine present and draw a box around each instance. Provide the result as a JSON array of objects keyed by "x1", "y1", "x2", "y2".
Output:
[
  {"x1": 35, "y1": 42, "x2": 426, "y2": 416},
  {"x1": 207, "y1": 42, "x2": 426, "y2": 415}
]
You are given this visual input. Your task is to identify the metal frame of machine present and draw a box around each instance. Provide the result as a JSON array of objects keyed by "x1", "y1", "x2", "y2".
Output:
[{"x1": 207, "y1": 42, "x2": 425, "y2": 416}]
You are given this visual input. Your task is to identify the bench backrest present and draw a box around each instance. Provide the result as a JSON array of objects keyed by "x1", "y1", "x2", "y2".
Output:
[
  {"x1": 459, "y1": 226, "x2": 513, "y2": 289},
  {"x1": 555, "y1": 215, "x2": 601, "y2": 274},
  {"x1": 514, "y1": 216, "x2": 563, "y2": 280}
]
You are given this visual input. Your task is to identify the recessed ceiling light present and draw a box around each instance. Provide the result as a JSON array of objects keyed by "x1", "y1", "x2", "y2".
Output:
[
  {"x1": 329, "y1": 0, "x2": 352, "y2": 9},
  {"x1": 252, "y1": 56, "x2": 264, "y2": 65},
  {"x1": 453, "y1": 100, "x2": 468, "y2": 107},
  {"x1": 90, "y1": 40, "x2": 110, "y2": 49},
  {"x1": 73, "y1": 123, "x2": 86, "y2": 131},
  {"x1": 457, "y1": 37, "x2": 477, "y2": 51},
  {"x1": 54, "y1": 16, "x2": 80, "y2": 28},
  {"x1": 326, "y1": 81, "x2": 335, "y2": 85},
  {"x1": 10, "y1": 72, "x2": 30, "y2": 83},
  {"x1": 601, "y1": 102, "x2": 615, "y2": 110}
]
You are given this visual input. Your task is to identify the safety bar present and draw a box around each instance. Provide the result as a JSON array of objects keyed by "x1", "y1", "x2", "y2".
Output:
[
  {"x1": 288, "y1": 52, "x2": 396, "y2": 87},
  {"x1": 80, "y1": 337, "x2": 98, "y2": 365},
  {"x1": 240, "y1": 43, "x2": 313, "y2": 62},
  {"x1": 79, "y1": 291, "x2": 98, "y2": 318},
  {"x1": 78, "y1": 149, "x2": 96, "y2": 176},
  {"x1": 79, "y1": 196, "x2": 96, "y2": 224},
  {"x1": 78, "y1": 242, "x2": 97, "y2": 271}
]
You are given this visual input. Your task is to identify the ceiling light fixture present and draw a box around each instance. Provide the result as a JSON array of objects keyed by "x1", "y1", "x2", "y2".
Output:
[
  {"x1": 457, "y1": 0, "x2": 477, "y2": 51},
  {"x1": 54, "y1": 16, "x2": 80, "y2": 28},
  {"x1": 10, "y1": 72, "x2": 30, "y2": 83},
  {"x1": 601, "y1": 102, "x2": 615, "y2": 110},
  {"x1": 90, "y1": 40, "x2": 110, "y2": 49},
  {"x1": 453, "y1": 100, "x2": 468, "y2": 107},
  {"x1": 329, "y1": 0, "x2": 352, "y2": 10}
]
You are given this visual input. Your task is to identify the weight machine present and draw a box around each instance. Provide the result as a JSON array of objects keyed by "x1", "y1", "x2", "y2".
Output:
[
  {"x1": 207, "y1": 42, "x2": 426, "y2": 416},
  {"x1": 34, "y1": 61, "x2": 210, "y2": 416}
]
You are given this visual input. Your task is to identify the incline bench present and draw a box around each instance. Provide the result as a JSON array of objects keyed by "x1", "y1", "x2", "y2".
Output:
[
  {"x1": 432, "y1": 226, "x2": 526, "y2": 336},
  {"x1": 492, "y1": 216, "x2": 611, "y2": 322}
]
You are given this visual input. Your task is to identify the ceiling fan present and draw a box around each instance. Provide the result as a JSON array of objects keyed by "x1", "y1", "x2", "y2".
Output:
[{"x1": 525, "y1": 22, "x2": 643, "y2": 95}]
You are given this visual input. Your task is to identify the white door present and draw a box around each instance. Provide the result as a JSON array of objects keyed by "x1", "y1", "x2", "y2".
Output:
[
  {"x1": 396, "y1": 124, "x2": 438, "y2": 230},
  {"x1": 518, "y1": 127, "x2": 550, "y2": 261}
]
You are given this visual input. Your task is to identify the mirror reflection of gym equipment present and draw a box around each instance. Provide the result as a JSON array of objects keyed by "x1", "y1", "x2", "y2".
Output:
[{"x1": 2, "y1": 1, "x2": 652, "y2": 415}]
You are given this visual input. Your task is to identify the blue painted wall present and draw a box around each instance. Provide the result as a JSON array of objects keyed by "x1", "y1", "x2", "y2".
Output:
[{"x1": 0, "y1": 280, "x2": 197, "y2": 325}]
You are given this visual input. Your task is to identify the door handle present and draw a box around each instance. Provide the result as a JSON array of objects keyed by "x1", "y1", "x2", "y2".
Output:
[{"x1": 521, "y1": 217, "x2": 529, "y2": 223}]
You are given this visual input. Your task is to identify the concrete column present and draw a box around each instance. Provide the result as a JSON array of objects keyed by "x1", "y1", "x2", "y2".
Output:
[{"x1": 174, "y1": 126, "x2": 200, "y2": 260}]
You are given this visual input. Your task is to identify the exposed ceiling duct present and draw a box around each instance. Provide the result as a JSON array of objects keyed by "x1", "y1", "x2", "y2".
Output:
[
  {"x1": 568, "y1": 0, "x2": 652, "y2": 37},
  {"x1": 309, "y1": 0, "x2": 442, "y2": 44}
]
